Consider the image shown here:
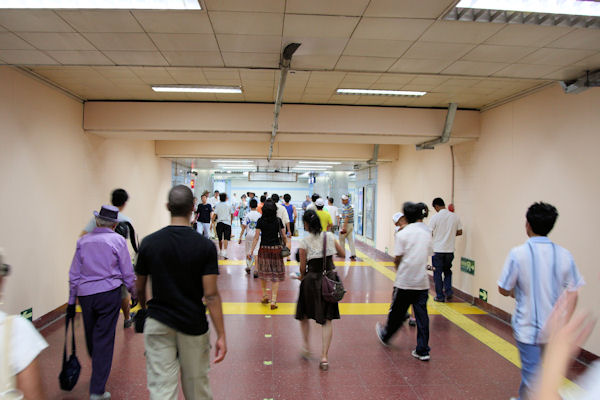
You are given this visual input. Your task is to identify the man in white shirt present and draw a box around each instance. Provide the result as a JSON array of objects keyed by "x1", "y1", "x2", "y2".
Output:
[
  {"x1": 212, "y1": 192, "x2": 233, "y2": 259},
  {"x1": 207, "y1": 190, "x2": 219, "y2": 208},
  {"x1": 238, "y1": 198, "x2": 261, "y2": 277},
  {"x1": 327, "y1": 197, "x2": 339, "y2": 233},
  {"x1": 271, "y1": 194, "x2": 291, "y2": 236},
  {"x1": 376, "y1": 202, "x2": 433, "y2": 361},
  {"x1": 429, "y1": 197, "x2": 462, "y2": 302},
  {"x1": 306, "y1": 193, "x2": 319, "y2": 211}
]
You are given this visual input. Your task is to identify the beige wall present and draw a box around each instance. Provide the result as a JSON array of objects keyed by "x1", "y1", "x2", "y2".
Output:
[
  {"x1": 0, "y1": 67, "x2": 171, "y2": 319},
  {"x1": 377, "y1": 84, "x2": 600, "y2": 355}
]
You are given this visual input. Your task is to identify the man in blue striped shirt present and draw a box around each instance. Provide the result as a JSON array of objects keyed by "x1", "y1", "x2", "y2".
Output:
[{"x1": 498, "y1": 202, "x2": 584, "y2": 400}]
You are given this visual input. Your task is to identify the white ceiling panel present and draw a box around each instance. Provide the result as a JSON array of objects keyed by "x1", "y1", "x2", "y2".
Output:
[
  {"x1": 167, "y1": 67, "x2": 208, "y2": 83},
  {"x1": 283, "y1": 15, "x2": 359, "y2": 38},
  {"x1": 542, "y1": 66, "x2": 587, "y2": 81},
  {"x1": 57, "y1": 10, "x2": 143, "y2": 33},
  {"x1": 291, "y1": 55, "x2": 339, "y2": 69},
  {"x1": 285, "y1": 0, "x2": 369, "y2": 16},
  {"x1": 484, "y1": 24, "x2": 574, "y2": 47},
  {"x1": 204, "y1": 0, "x2": 284, "y2": 13},
  {"x1": 442, "y1": 60, "x2": 508, "y2": 76},
  {"x1": 461, "y1": 45, "x2": 536, "y2": 64},
  {"x1": 574, "y1": 52, "x2": 600, "y2": 68},
  {"x1": 19, "y1": 33, "x2": 95, "y2": 51},
  {"x1": 547, "y1": 28, "x2": 600, "y2": 51},
  {"x1": 0, "y1": 50, "x2": 58, "y2": 64},
  {"x1": 493, "y1": 63, "x2": 561, "y2": 79},
  {"x1": 403, "y1": 42, "x2": 475, "y2": 60},
  {"x1": 341, "y1": 72, "x2": 382, "y2": 84},
  {"x1": 217, "y1": 34, "x2": 281, "y2": 53},
  {"x1": 132, "y1": 11, "x2": 213, "y2": 34},
  {"x1": 305, "y1": 71, "x2": 346, "y2": 84},
  {"x1": 0, "y1": 32, "x2": 34, "y2": 50},
  {"x1": 364, "y1": 0, "x2": 455, "y2": 18},
  {"x1": 284, "y1": 37, "x2": 348, "y2": 56},
  {"x1": 335, "y1": 55, "x2": 396, "y2": 72},
  {"x1": 518, "y1": 48, "x2": 596, "y2": 66},
  {"x1": 83, "y1": 33, "x2": 157, "y2": 51},
  {"x1": 375, "y1": 74, "x2": 415, "y2": 84},
  {"x1": 240, "y1": 69, "x2": 276, "y2": 82},
  {"x1": 343, "y1": 38, "x2": 412, "y2": 58},
  {"x1": 209, "y1": 12, "x2": 283, "y2": 36},
  {"x1": 149, "y1": 33, "x2": 219, "y2": 52},
  {"x1": 202, "y1": 68, "x2": 240, "y2": 80},
  {"x1": 48, "y1": 50, "x2": 113, "y2": 65},
  {"x1": 130, "y1": 67, "x2": 176, "y2": 84},
  {"x1": 104, "y1": 51, "x2": 168, "y2": 66},
  {"x1": 353, "y1": 18, "x2": 434, "y2": 41},
  {"x1": 388, "y1": 58, "x2": 454, "y2": 73},
  {"x1": 222, "y1": 52, "x2": 279, "y2": 68},
  {"x1": 0, "y1": 10, "x2": 74, "y2": 32},
  {"x1": 162, "y1": 51, "x2": 224, "y2": 67},
  {"x1": 420, "y1": 21, "x2": 504, "y2": 44}
]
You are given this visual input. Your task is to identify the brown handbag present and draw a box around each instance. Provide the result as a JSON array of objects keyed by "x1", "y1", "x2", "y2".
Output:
[{"x1": 321, "y1": 233, "x2": 346, "y2": 303}]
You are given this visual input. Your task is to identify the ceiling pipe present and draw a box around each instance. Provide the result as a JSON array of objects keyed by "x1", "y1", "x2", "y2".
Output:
[
  {"x1": 415, "y1": 102, "x2": 458, "y2": 151},
  {"x1": 367, "y1": 144, "x2": 380, "y2": 165},
  {"x1": 268, "y1": 42, "x2": 301, "y2": 162}
]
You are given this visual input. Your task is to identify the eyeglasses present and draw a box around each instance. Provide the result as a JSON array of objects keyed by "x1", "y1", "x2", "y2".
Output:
[{"x1": 0, "y1": 263, "x2": 10, "y2": 277}]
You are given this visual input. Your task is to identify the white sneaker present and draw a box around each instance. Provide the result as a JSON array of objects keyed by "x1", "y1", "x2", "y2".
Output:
[
  {"x1": 411, "y1": 350, "x2": 430, "y2": 361},
  {"x1": 222, "y1": 250, "x2": 228, "y2": 259},
  {"x1": 90, "y1": 392, "x2": 111, "y2": 400}
]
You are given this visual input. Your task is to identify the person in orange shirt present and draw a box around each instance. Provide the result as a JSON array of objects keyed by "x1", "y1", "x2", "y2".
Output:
[{"x1": 256, "y1": 195, "x2": 266, "y2": 214}]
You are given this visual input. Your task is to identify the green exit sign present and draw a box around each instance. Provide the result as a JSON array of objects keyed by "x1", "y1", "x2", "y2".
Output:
[
  {"x1": 479, "y1": 289, "x2": 488, "y2": 302},
  {"x1": 461, "y1": 257, "x2": 475, "y2": 275},
  {"x1": 20, "y1": 307, "x2": 32, "y2": 321}
]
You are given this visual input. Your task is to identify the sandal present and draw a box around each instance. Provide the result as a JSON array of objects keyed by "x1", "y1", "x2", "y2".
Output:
[
  {"x1": 300, "y1": 348, "x2": 311, "y2": 360},
  {"x1": 319, "y1": 361, "x2": 329, "y2": 371},
  {"x1": 270, "y1": 302, "x2": 278, "y2": 310},
  {"x1": 261, "y1": 296, "x2": 269, "y2": 304}
]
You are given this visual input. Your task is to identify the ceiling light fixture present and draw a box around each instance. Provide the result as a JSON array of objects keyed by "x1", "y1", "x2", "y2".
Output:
[
  {"x1": 0, "y1": 0, "x2": 201, "y2": 9},
  {"x1": 298, "y1": 161, "x2": 342, "y2": 165},
  {"x1": 152, "y1": 85, "x2": 242, "y2": 94},
  {"x1": 216, "y1": 166, "x2": 255, "y2": 170},
  {"x1": 456, "y1": 0, "x2": 600, "y2": 17},
  {"x1": 292, "y1": 167, "x2": 330, "y2": 171},
  {"x1": 210, "y1": 160, "x2": 252, "y2": 163},
  {"x1": 337, "y1": 89, "x2": 426, "y2": 97}
]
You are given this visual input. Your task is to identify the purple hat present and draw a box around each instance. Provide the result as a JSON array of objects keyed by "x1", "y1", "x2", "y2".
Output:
[{"x1": 93, "y1": 205, "x2": 119, "y2": 223}]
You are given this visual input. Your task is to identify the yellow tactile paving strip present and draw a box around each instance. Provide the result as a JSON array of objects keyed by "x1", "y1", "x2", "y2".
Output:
[{"x1": 217, "y1": 260, "x2": 395, "y2": 267}]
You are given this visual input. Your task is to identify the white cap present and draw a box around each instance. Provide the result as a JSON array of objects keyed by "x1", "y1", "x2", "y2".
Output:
[
  {"x1": 341, "y1": 195, "x2": 349, "y2": 200},
  {"x1": 315, "y1": 198, "x2": 325, "y2": 207},
  {"x1": 392, "y1": 212, "x2": 404, "y2": 224}
]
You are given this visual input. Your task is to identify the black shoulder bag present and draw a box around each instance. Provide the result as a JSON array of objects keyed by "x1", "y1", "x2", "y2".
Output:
[
  {"x1": 321, "y1": 233, "x2": 346, "y2": 303},
  {"x1": 278, "y1": 218, "x2": 291, "y2": 258},
  {"x1": 58, "y1": 315, "x2": 81, "y2": 391}
]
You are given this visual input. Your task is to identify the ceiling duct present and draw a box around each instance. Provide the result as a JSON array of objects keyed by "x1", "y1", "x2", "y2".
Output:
[
  {"x1": 268, "y1": 43, "x2": 301, "y2": 162},
  {"x1": 560, "y1": 69, "x2": 600, "y2": 94},
  {"x1": 416, "y1": 103, "x2": 458, "y2": 151}
]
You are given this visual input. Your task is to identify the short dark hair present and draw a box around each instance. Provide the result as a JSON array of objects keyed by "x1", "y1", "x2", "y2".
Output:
[
  {"x1": 283, "y1": 194, "x2": 291, "y2": 202},
  {"x1": 249, "y1": 198, "x2": 258, "y2": 208},
  {"x1": 328, "y1": 197, "x2": 334, "y2": 204},
  {"x1": 168, "y1": 185, "x2": 194, "y2": 217},
  {"x1": 311, "y1": 193, "x2": 320, "y2": 202},
  {"x1": 214, "y1": 190, "x2": 219, "y2": 194},
  {"x1": 219, "y1": 192, "x2": 227, "y2": 202},
  {"x1": 262, "y1": 199, "x2": 277, "y2": 219},
  {"x1": 432, "y1": 197, "x2": 445, "y2": 207},
  {"x1": 302, "y1": 209, "x2": 322, "y2": 235},
  {"x1": 526, "y1": 202, "x2": 558, "y2": 236},
  {"x1": 403, "y1": 202, "x2": 422, "y2": 224},
  {"x1": 201, "y1": 193, "x2": 207, "y2": 199},
  {"x1": 271, "y1": 193, "x2": 280, "y2": 202},
  {"x1": 111, "y1": 189, "x2": 129, "y2": 207},
  {"x1": 260, "y1": 195, "x2": 267, "y2": 203},
  {"x1": 417, "y1": 202, "x2": 429, "y2": 218}
]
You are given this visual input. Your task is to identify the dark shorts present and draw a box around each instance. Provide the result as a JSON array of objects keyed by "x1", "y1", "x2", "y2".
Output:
[{"x1": 216, "y1": 222, "x2": 231, "y2": 241}]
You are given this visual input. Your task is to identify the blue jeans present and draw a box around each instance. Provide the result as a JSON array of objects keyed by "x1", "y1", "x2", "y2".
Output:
[
  {"x1": 432, "y1": 252, "x2": 454, "y2": 299},
  {"x1": 516, "y1": 341, "x2": 542, "y2": 399}
]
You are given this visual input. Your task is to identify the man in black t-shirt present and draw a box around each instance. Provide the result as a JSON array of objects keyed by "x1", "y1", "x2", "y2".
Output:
[
  {"x1": 196, "y1": 193, "x2": 213, "y2": 238},
  {"x1": 135, "y1": 185, "x2": 226, "y2": 399}
]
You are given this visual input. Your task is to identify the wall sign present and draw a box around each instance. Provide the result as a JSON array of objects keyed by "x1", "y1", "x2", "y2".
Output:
[
  {"x1": 479, "y1": 289, "x2": 488, "y2": 302},
  {"x1": 460, "y1": 257, "x2": 475, "y2": 275},
  {"x1": 21, "y1": 307, "x2": 33, "y2": 321}
]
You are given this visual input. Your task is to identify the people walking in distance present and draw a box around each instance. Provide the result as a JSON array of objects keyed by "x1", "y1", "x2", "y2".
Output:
[
  {"x1": 207, "y1": 190, "x2": 219, "y2": 209},
  {"x1": 283, "y1": 194, "x2": 297, "y2": 236},
  {"x1": 339, "y1": 195, "x2": 356, "y2": 261},
  {"x1": 238, "y1": 194, "x2": 248, "y2": 227},
  {"x1": 315, "y1": 198, "x2": 333, "y2": 232},
  {"x1": 196, "y1": 193, "x2": 213, "y2": 239},
  {"x1": 257, "y1": 195, "x2": 266, "y2": 214},
  {"x1": 212, "y1": 193, "x2": 234, "y2": 259},
  {"x1": 135, "y1": 185, "x2": 226, "y2": 400},
  {"x1": 392, "y1": 211, "x2": 416, "y2": 327},
  {"x1": 271, "y1": 193, "x2": 291, "y2": 237},
  {"x1": 429, "y1": 197, "x2": 462, "y2": 302},
  {"x1": 239, "y1": 198, "x2": 261, "y2": 278},
  {"x1": 302, "y1": 195, "x2": 311, "y2": 211},
  {"x1": 306, "y1": 193, "x2": 320, "y2": 211},
  {"x1": 327, "y1": 197, "x2": 339, "y2": 233}
]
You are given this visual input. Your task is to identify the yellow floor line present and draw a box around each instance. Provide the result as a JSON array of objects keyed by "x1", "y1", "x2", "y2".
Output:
[{"x1": 218, "y1": 260, "x2": 395, "y2": 267}]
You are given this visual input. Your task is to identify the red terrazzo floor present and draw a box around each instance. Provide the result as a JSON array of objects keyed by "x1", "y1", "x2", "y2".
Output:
[{"x1": 36, "y1": 237, "x2": 586, "y2": 399}]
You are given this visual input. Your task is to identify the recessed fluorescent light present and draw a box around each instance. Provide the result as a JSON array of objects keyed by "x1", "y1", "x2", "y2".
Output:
[
  {"x1": 456, "y1": 0, "x2": 600, "y2": 17},
  {"x1": 152, "y1": 85, "x2": 242, "y2": 94},
  {"x1": 0, "y1": 0, "x2": 201, "y2": 9},
  {"x1": 217, "y1": 165, "x2": 255, "y2": 169},
  {"x1": 292, "y1": 167, "x2": 330, "y2": 171},
  {"x1": 296, "y1": 164, "x2": 333, "y2": 169},
  {"x1": 337, "y1": 88, "x2": 426, "y2": 96},
  {"x1": 298, "y1": 161, "x2": 342, "y2": 165},
  {"x1": 211, "y1": 160, "x2": 252, "y2": 163}
]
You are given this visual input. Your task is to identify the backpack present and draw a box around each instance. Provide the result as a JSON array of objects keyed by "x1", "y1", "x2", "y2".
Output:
[{"x1": 114, "y1": 221, "x2": 139, "y2": 253}]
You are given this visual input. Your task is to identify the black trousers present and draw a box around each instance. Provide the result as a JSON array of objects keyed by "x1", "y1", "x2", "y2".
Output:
[{"x1": 382, "y1": 287, "x2": 430, "y2": 355}]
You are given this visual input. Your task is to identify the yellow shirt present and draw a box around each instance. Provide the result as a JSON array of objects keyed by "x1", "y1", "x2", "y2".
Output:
[{"x1": 316, "y1": 210, "x2": 333, "y2": 232}]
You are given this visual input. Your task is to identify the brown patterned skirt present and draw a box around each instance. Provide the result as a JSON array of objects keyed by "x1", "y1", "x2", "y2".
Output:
[{"x1": 257, "y1": 245, "x2": 286, "y2": 282}]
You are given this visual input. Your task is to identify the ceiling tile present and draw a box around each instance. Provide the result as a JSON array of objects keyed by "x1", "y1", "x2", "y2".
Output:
[
  {"x1": 547, "y1": 28, "x2": 600, "y2": 51},
  {"x1": 93, "y1": 66, "x2": 138, "y2": 79},
  {"x1": 19, "y1": 33, "x2": 95, "y2": 51},
  {"x1": 574, "y1": 52, "x2": 600, "y2": 69},
  {"x1": 284, "y1": 37, "x2": 348, "y2": 56},
  {"x1": 163, "y1": 51, "x2": 224, "y2": 67},
  {"x1": 335, "y1": 55, "x2": 396, "y2": 72},
  {"x1": 306, "y1": 71, "x2": 346, "y2": 84},
  {"x1": 202, "y1": 68, "x2": 240, "y2": 80},
  {"x1": 353, "y1": 18, "x2": 433, "y2": 40},
  {"x1": 209, "y1": 12, "x2": 283, "y2": 36},
  {"x1": 343, "y1": 38, "x2": 412, "y2": 58},
  {"x1": 442, "y1": 60, "x2": 508, "y2": 76},
  {"x1": 167, "y1": 67, "x2": 209, "y2": 83},
  {"x1": 217, "y1": 34, "x2": 281, "y2": 53},
  {"x1": 205, "y1": 0, "x2": 284, "y2": 13},
  {"x1": 365, "y1": 0, "x2": 455, "y2": 18},
  {"x1": 518, "y1": 48, "x2": 596, "y2": 66},
  {"x1": 303, "y1": 87, "x2": 336, "y2": 96},
  {"x1": 57, "y1": 10, "x2": 143, "y2": 33},
  {"x1": 420, "y1": 21, "x2": 504, "y2": 44},
  {"x1": 0, "y1": 50, "x2": 58, "y2": 65},
  {"x1": 493, "y1": 63, "x2": 561, "y2": 79},
  {"x1": 48, "y1": 50, "x2": 113, "y2": 65},
  {"x1": 149, "y1": 34, "x2": 219, "y2": 52},
  {"x1": 285, "y1": 0, "x2": 369, "y2": 16},
  {"x1": 461, "y1": 45, "x2": 536, "y2": 64},
  {"x1": 404, "y1": 42, "x2": 474, "y2": 60},
  {"x1": 284, "y1": 71, "x2": 311, "y2": 87},
  {"x1": 283, "y1": 15, "x2": 359, "y2": 38},
  {"x1": 542, "y1": 66, "x2": 587, "y2": 81},
  {"x1": 0, "y1": 10, "x2": 74, "y2": 32},
  {"x1": 130, "y1": 67, "x2": 176, "y2": 84},
  {"x1": 410, "y1": 75, "x2": 449, "y2": 85},
  {"x1": 291, "y1": 55, "x2": 339, "y2": 69},
  {"x1": 132, "y1": 11, "x2": 213, "y2": 33},
  {"x1": 484, "y1": 24, "x2": 574, "y2": 47},
  {"x1": 83, "y1": 33, "x2": 156, "y2": 51},
  {"x1": 240, "y1": 69, "x2": 276, "y2": 81},
  {"x1": 0, "y1": 32, "x2": 34, "y2": 50},
  {"x1": 104, "y1": 51, "x2": 168, "y2": 66},
  {"x1": 222, "y1": 52, "x2": 279, "y2": 68},
  {"x1": 375, "y1": 74, "x2": 415, "y2": 84},
  {"x1": 388, "y1": 58, "x2": 454, "y2": 73}
]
